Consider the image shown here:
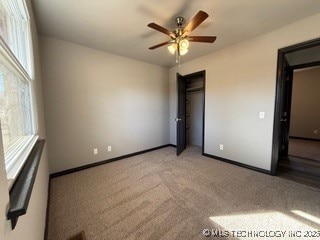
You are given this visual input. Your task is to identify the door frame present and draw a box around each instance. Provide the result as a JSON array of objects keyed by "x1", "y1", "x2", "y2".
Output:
[
  {"x1": 271, "y1": 37, "x2": 320, "y2": 175},
  {"x1": 176, "y1": 70, "x2": 206, "y2": 155}
]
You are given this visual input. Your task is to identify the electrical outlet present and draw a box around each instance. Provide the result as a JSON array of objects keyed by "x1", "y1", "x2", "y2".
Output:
[
  {"x1": 219, "y1": 144, "x2": 224, "y2": 150},
  {"x1": 93, "y1": 148, "x2": 98, "y2": 155},
  {"x1": 259, "y1": 112, "x2": 265, "y2": 119},
  {"x1": 107, "y1": 146, "x2": 112, "y2": 152},
  {"x1": 314, "y1": 129, "x2": 318, "y2": 134}
]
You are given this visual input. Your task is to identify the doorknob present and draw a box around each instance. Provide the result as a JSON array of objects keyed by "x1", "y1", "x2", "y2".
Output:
[{"x1": 175, "y1": 118, "x2": 182, "y2": 122}]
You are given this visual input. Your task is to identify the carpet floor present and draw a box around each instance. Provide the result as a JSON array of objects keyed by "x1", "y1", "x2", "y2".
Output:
[{"x1": 47, "y1": 146, "x2": 320, "y2": 240}]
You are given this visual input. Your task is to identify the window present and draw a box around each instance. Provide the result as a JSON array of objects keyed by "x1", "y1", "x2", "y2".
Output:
[
  {"x1": 0, "y1": 0, "x2": 32, "y2": 76},
  {"x1": 0, "y1": 0, "x2": 37, "y2": 183}
]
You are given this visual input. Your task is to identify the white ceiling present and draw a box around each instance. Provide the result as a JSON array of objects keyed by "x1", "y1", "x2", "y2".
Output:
[{"x1": 32, "y1": 0, "x2": 320, "y2": 68}]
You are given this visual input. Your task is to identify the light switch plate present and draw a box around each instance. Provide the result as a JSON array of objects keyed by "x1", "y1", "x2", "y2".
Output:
[{"x1": 259, "y1": 112, "x2": 265, "y2": 119}]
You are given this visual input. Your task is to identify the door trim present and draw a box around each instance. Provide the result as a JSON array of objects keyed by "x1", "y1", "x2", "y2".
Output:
[{"x1": 271, "y1": 37, "x2": 320, "y2": 175}]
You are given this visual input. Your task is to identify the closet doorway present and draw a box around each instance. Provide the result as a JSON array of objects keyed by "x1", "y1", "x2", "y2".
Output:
[{"x1": 176, "y1": 70, "x2": 205, "y2": 156}]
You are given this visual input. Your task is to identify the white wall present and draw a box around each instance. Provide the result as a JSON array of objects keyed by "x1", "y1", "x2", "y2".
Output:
[
  {"x1": 290, "y1": 67, "x2": 320, "y2": 139},
  {"x1": 169, "y1": 13, "x2": 320, "y2": 171},
  {"x1": 0, "y1": 0, "x2": 49, "y2": 239},
  {"x1": 40, "y1": 36, "x2": 169, "y2": 173}
]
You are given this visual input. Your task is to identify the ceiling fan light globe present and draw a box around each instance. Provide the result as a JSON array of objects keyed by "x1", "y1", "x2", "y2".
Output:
[
  {"x1": 167, "y1": 44, "x2": 177, "y2": 54},
  {"x1": 179, "y1": 48, "x2": 188, "y2": 56},
  {"x1": 179, "y1": 39, "x2": 189, "y2": 50}
]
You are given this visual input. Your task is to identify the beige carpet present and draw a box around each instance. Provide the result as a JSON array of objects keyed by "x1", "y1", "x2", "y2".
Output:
[
  {"x1": 47, "y1": 147, "x2": 320, "y2": 240},
  {"x1": 288, "y1": 138, "x2": 320, "y2": 161}
]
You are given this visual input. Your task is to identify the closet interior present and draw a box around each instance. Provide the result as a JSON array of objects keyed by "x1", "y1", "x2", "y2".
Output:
[{"x1": 185, "y1": 76, "x2": 204, "y2": 148}]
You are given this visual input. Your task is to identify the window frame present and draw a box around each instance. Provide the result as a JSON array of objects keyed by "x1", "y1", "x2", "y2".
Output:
[{"x1": 0, "y1": 0, "x2": 37, "y2": 188}]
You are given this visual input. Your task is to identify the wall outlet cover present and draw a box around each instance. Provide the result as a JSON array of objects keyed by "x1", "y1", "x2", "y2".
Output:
[
  {"x1": 94, "y1": 148, "x2": 98, "y2": 155},
  {"x1": 259, "y1": 112, "x2": 265, "y2": 119},
  {"x1": 219, "y1": 144, "x2": 224, "y2": 150}
]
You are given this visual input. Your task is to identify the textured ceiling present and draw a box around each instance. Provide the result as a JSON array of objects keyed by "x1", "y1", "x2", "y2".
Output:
[{"x1": 33, "y1": 0, "x2": 320, "y2": 68}]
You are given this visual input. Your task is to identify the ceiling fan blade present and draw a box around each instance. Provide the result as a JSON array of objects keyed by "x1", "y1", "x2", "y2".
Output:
[
  {"x1": 182, "y1": 11, "x2": 209, "y2": 36},
  {"x1": 147, "y1": 23, "x2": 175, "y2": 37},
  {"x1": 149, "y1": 41, "x2": 171, "y2": 50},
  {"x1": 188, "y1": 36, "x2": 217, "y2": 43}
]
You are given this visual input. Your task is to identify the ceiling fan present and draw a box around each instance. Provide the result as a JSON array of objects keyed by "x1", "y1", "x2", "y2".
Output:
[{"x1": 147, "y1": 10, "x2": 216, "y2": 63}]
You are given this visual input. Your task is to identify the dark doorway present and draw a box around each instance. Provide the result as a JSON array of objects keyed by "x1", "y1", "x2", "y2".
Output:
[
  {"x1": 271, "y1": 37, "x2": 320, "y2": 188},
  {"x1": 176, "y1": 70, "x2": 205, "y2": 156}
]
